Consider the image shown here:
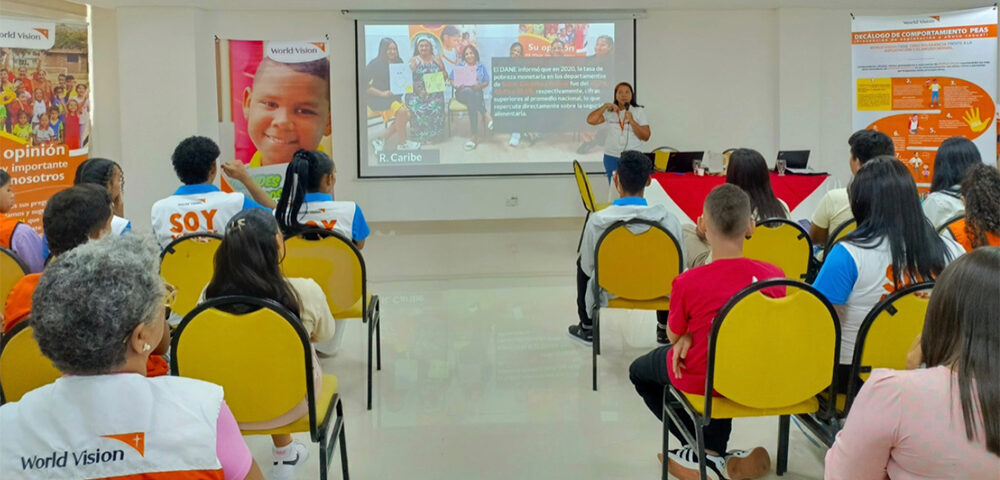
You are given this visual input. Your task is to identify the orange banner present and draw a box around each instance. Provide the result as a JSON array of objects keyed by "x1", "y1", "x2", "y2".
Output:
[
  {"x1": 852, "y1": 24, "x2": 997, "y2": 44},
  {"x1": 0, "y1": 133, "x2": 87, "y2": 233}
]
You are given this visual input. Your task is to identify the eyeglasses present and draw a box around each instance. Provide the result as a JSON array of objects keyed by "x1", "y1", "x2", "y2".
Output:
[{"x1": 163, "y1": 283, "x2": 177, "y2": 309}]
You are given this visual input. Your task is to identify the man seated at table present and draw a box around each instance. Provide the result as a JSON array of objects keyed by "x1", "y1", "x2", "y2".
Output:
[
  {"x1": 809, "y1": 129, "x2": 894, "y2": 246},
  {"x1": 570, "y1": 150, "x2": 683, "y2": 345}
]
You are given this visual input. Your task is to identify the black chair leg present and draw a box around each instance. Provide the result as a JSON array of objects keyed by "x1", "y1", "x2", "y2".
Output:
[
  {"x1": 338, "y1": 400, "x2": 349, "y2": 480},
  {"x1": 592, "y1": 312, "x2": 600, "y2": 391},
  {"x1": 696, "y1": 424, "x2": 708, "y2": 480},
  {"x1": 661, "y1": 395, "x2": 670, "y2": 480},
  {"x1": 375, "y1": 310, "x2": 382, "y2": 371},
  {"x1": 777, "y1": 415, "x2": 790, "y2": 476},
  {"x1": 367, "y1": 318, "x2": 374, "y2": 410},
  {"x1": 319, "y1": 430, "x2": 328, "y2": 480},
  {"x1": 577, "y1": 211, "x2": 590, "y2": 252}
]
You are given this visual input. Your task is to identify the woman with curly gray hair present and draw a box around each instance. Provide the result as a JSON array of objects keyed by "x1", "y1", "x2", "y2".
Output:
[{"x1": 0, "y1": 235, "x2": 263, "y2": 480}]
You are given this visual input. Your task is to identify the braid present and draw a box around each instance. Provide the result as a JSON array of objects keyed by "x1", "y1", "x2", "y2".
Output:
[{"x1": 961, "y1": 164, "x2": 1000, "y2": 248}]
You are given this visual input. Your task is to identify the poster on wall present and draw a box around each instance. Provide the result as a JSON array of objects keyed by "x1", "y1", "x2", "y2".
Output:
[
  {"x1": 0, "y1": 16, "x2": 90, "y2": 232},
  {"x1": 218, "y1": 39, "x2": 332, "y2": 200},
  {"x1": 852, "y1": 7, "x2": 997, "y2": 192}
]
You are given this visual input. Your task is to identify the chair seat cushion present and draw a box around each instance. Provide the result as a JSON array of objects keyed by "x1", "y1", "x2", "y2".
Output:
[
  {"x1": 683, "y1": 392, "x2": 819, "y2": 419},
  {"x1": 333, "y1": 293, "x2": 372, "y2": 320},
  {"x1": 607, "y1": 297, "x2": 671, "y2": 311},
  {"x1": 242, "y1": 374, "x2": 338, "y2": 435}
]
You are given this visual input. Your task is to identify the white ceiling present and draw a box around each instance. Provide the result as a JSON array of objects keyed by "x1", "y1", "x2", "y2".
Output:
[{"x1": 77, "y1": 0, "x2": 998, "y2": 12}]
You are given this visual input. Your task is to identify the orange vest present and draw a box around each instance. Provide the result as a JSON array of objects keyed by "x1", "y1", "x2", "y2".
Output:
[
  {"x1": 0, "y1": 213, "x2": 23, "y2": 249},
  {"x1": 949, "y1": 220, "x2": 1000, "y2": 252},
  {"x1": 3, "y1": 273, "x2": 40, "y2": 334}
]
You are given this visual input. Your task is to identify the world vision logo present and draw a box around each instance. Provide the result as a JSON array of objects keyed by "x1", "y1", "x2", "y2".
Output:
[
  {"x1": 32, "y1": 28, "x2": 50, "y2": 39},
  {"x1": 311, "y1": 42, "x2": 326, "y2": 52},
  {"x1": 17, "y1": 432, "x2": 140, "y2": 471},
  {"x1": 102, "y1": 432, "x2": 145, "y2": 457}
]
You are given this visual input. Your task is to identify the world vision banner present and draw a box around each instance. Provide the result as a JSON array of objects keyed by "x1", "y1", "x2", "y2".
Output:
[
  {"x1": 219, "y1": 39, "x2": 332, "y2": 200},
  {"x1": 852, "y1": 7, "x2": 998, "y2": 191},
  {"x1": 0, "y1": 17, "x2": 90, "y2": 232}
]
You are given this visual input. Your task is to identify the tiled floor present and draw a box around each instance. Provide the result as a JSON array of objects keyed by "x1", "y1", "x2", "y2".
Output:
[{"x1": 245, "y1": 219, "x2": 828, "y2": 479}]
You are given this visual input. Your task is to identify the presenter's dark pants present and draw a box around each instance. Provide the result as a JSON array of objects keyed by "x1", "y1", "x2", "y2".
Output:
[
  {"x1": 630, "y1": 346, "x2": 733, "y2": 454},
  {"x1": 455, "y1": 87, "x2": 486, "y2": 136},
  {"x1": 576, "y1": 258, "x2": 668, "y2": 329}
]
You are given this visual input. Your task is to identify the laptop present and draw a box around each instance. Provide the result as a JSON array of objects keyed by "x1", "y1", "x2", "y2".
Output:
[
  {"x1": 777, "y1": 150, "x2": 810, "y2": 173},
  {"x1": 664, "y1": 151, "x2": 705, "y2": 173}
]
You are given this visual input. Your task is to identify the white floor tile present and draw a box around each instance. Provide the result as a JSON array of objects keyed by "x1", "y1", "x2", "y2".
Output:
[{"x1": 246, "y1": 219, "x2": 827, "y2": 479}]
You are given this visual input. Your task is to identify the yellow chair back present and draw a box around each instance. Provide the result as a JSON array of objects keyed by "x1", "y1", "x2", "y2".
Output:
[
  {"x1": 651, "y1": 147, "x2": 678, "y2": 172},
  {"x1": 160, "y1": 234, "x2": 223, "y2": 318},
  {"x1": 0, "y1": 323, "x2": 61, "y2": 404},
  {"x1": 1, "y1": 247, "x2": 27, "y2": 310},
  {"x1": 172, "y1": 297, "x2": 312, "y2": 424},
  {"x1": 824, "y1": 219, "x2": 857, "y2": 257},
  {"x1": 595, "y1": 220, "x2": 683, "y2": 301},
  {"x1": 853, "y1": 283, "x2": 933, "y2": 382},
  {"x1": 283, "y1": 230, "x2": 365, "y2": 318},
  {"x1": 573, "y1": 160, "x2": 599, "y2": 213},
  {"x1": 744, "y1": 219, "x2": 813, "y2": 280},
  {"x1": 710, "y1": 280, "x2": 838, "y2": 410}
]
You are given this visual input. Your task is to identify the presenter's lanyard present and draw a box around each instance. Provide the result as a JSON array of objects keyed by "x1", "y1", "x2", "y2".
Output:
[
  {"x1": 617, "y1": 110, "x2": 627, "y2": 132},
  {"x1": 617, "y1": 110, "x2": 629, "y2": 150}
]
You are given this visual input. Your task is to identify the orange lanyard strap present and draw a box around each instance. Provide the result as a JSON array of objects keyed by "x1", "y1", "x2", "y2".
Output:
[{"x1": 617, "y1": 110, "x2": 626, "y2": 131}]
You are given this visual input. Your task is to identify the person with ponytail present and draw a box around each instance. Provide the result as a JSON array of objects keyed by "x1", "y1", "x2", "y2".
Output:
[
  {"x1": 275, "y1": 149, "x2": 370, "y2": 249},
  {"x1": 74, "y1": 157, "x2": 131, "y2": 235},
  {"x1": 203, "y1": 209, "x2": 334, "y2": 480}
]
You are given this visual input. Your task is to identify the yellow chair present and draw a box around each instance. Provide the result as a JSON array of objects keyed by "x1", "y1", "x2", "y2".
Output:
[
  {"x1": 172, "y1": 296, "x2": 349, "y2": 480},
  {"x1": 592, "y1": 219, "x2": 683, "y2": 390},
  {"x1": 159, "y1": 233, "x2": 223, "y2": 320},
  {"x1": 661, "y1": 280, "x2": 839, "y2": 479},
  {"x1": 651, "y1": 146, "x2": 679, "y2": 172},
  {"x1": 843, "y1": 281, "x2": 934, "y2": 414},
  {"x1": 282, "y1": 229, "x2": 382, "y2": 410},
  {"x1": 0, "y1": 322, "x2": 62, "y2": 405},
  {"x1": 823, "y1": 219, "x2": 857, "y2": 258},
  {"x1": 573, "y1": 160, "x2": 611, "y2": 251},
  {"x1": 1, "y1": 247, "x2": 28, "y2": 311},
  {"x1": 744, "y1": 218, "x2": 813, "y2": 280}
]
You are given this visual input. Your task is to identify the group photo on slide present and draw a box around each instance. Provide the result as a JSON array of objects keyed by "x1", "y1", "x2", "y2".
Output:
[{"x1": 360, "y1": 22, "x2": 626, "y2": 174}]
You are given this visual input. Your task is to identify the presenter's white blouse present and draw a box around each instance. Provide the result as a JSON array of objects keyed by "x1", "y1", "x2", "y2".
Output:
[{"x1": 602, "y1": 106, "x2": 648, "y2": 157}]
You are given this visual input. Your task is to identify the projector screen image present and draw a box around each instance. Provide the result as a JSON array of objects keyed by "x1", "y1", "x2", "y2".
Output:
[{"x1": 356, "y1": 20, "x2": 636, "y2": 177}]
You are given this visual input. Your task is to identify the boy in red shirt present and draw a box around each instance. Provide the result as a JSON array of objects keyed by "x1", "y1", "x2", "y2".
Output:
[{"x1": 629, "y1": 184, "x2": 785, "y2": 480}]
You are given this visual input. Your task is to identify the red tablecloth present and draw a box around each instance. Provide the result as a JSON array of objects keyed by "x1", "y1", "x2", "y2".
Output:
[{"x1": 651, "y1": 172, "x2": 830, "y2": 221}]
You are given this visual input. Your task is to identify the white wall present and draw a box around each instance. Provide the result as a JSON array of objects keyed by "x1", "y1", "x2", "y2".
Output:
[{"x1": 90, "y1": 6, "x2": 1000, "y2": 229}]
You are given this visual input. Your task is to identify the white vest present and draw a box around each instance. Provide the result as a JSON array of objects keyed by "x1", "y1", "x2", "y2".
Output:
[
  {"x1": 111, "y1": 215, "x2": 130, "y2": 236},
  {"x1": 151, "y1": 191, "x2": 245, "y2": 247},
  {"x1": 0, "y1": 374, "x2": 225, "y2": 479},
  {"x1": 836, "y1": 236, "x2": 965, "y2": 364},
  {"x1": 298, "y1": 200, "x2": 358, "y2": 241}
]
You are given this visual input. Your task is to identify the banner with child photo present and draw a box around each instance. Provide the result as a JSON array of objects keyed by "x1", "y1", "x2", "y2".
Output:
[
  {"x1": 218, "y1": 38, "x2": 332, "y2": 200},
  {"x1": 0, "y1": 16, "x2": 91, "y2": 232}
]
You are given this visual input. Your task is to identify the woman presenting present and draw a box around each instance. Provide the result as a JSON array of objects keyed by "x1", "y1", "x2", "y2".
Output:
[{"x1": 586, "y1": 82, "x2": 650, "y2": 183}]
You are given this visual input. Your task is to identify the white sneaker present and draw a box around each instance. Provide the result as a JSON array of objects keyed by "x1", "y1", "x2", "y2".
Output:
[
  {"x1": 509, "y1": 133, "x2": 521, "y2": 146},
  {"x1": 464, "y1": 140, "x2": 477, "y2": 150},
  {"x1": 272, "y1": 441, "x2": 309, "y2": 480},
  {"x1": 398, "y1": 140, "x2": 421, "y2": 150},
  {"x1": 667, "y1": 446, "x2": 728, "y2": 480}
]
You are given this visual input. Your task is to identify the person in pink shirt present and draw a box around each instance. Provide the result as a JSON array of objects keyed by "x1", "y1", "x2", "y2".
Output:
[
  {"x1": 825, "y1": 247, "x2": 1000, "y2": 479},
  {"x1": 630, "y1": 184, "x2": 785, "y2": 480}
]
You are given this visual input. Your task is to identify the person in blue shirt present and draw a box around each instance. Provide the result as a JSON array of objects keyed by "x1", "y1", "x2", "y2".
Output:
[
  {"x1": 150, "y1": 136, "x2": 274, "y2": 248},
  {"x1": 275, "y1": 149, "x2": 370, "y2": 249}
]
